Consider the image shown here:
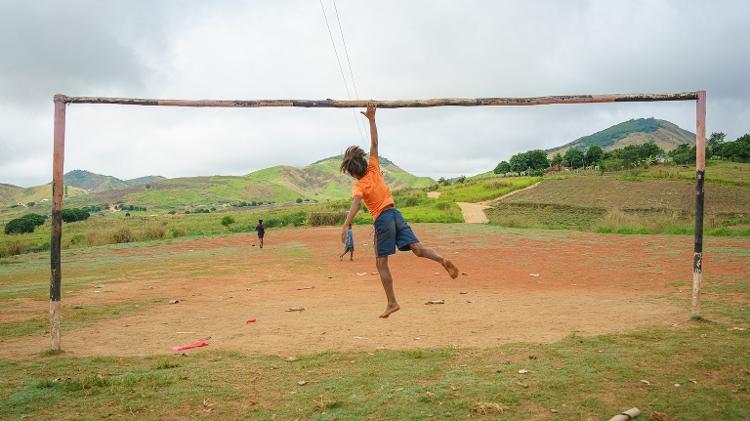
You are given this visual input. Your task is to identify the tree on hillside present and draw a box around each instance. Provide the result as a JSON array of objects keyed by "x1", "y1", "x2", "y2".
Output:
[
  {"x1": 494, "y1": 161, "x2": 510, "y2": 175},
  {"x1": 563, "y1": 148, "x2": 585, "y2": 169},
  {"x1": 717, "y1": 133, "x2": 750, "y2": 162},
  {"x1": 509, "y1": 153, "x2": 528, "y2": 173},
  {"x1": 708, "y1": 132, "x2": 726, "y2": 158},
  {"x1": 637, "y1": 141, "x2": 664, "y2": 160},
  {"x1": 526, "y1": 150, "x2": 549, "y2": 171},
  {"x1": 668, "y1": 144, "x2": 695, "y2": 165},
  {"x1": 551, "y1": 153, "x2": 563, "y2": 168},
  {"x1": 584, "y1": 146, "x2": 604, "y2": 167}
]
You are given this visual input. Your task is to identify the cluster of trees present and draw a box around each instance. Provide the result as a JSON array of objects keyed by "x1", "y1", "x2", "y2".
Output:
[
  {"x1": 116, "y1": 204, "x2": 147, "y2": 211},
  {"x1": 83, "y1": 204, "x2": 107, "y2": 213},
  {"x1": 235, "y1": 200, "x2": 272, "y2": 207},
  {"x1": 437, "y1": 176, "x2": 466, "y2": 185},
  {"x1": 61, "y1": 208, "x2": 90, "y2": 223},
  {"x1": 664, "y1": 132, "x2": 750, "y2": 165},
  {"x1": 707, "y1": 132, "x2": 749, "y2": 162},
  {"x1": 494, "y1": 142, "x2": 668, "y2": 176},
  {"x1": 549, "y1": 145, "x2": 606, "y2": 170},
  {"x1": 494, "y1": 149, "x2": 549, "y2": 176},
  {"x1": 4, "y1": 213, "x2": 46, "y2": 234}
]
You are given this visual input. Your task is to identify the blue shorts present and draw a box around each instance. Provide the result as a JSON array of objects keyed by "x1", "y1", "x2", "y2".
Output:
[{"x1": 374, "y1": 208, "x2": 419, "y2": 257}]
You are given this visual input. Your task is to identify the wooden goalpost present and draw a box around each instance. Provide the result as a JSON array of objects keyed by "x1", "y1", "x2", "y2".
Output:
[{"x1": 48, "y1": 91, "x2": 707, "y2": 350}]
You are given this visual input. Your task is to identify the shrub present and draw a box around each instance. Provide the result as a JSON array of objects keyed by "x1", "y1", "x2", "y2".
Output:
[
  {"x1": 296, "y1": 197, "x2": 303, "y2": 203},
  {"x1": 167, "y1": 210, "x2": 177, "y2": 215},
  {"x1": 1, "y1": 239, "x2": 27, "y2": 257},
  {"x1": 69, "y1": 234, "x2": 86, "y2": 245},
  {"x1": 85, "y1": 230, "x2": 110, "y2": 246},
  {"x1": 221, "y1": 216, "x2": 236, "y2": 227},
  {"x1": 308, "y1": 211, "x2": 347, "y2": 226},
  {"x1": 111, "y1": 228, "x2": 135, "y2": 243},
  {"x1": 61, "y1": 208, "x2": 90, "y2": 223},
  {"x1": 142, "y1": 224, "x2": 165, "y2": 240},
  {"x1": 169, "y1": 227, "x2": 187, "y2": 238},
  {"x1": 4, "y1": 217, "x2": 37, "y2": 234}
]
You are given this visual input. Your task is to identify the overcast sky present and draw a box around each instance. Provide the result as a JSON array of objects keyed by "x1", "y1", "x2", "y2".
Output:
[{"x1": 1, "y1": 0, "x2": 748, "y2": 187}]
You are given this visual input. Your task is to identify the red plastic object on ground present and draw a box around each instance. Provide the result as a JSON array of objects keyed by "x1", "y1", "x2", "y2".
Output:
[
  {"x1": 246, "y1": 319, "x2": 256, "y2": 324},
  {"x1": 171, "y1": 340, "x2": 208, "y2": 352}
]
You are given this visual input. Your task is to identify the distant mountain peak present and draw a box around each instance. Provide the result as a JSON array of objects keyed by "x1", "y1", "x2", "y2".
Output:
[
  {"x1": 63, "y1": 170, "x2": 164, "y2": 192},
  {"x1": 546, "y1": 118, "x2": 695, "y2": 156}
]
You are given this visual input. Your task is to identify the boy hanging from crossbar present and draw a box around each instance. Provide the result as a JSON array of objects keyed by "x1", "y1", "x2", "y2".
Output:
[{"x1": 340, "y1": 103, "x2": 459, "y2": 318}]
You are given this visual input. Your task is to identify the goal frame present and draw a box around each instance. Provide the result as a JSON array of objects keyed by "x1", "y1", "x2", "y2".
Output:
[{"x1": 47, "y1": 91, "x2": 707, "y2": 350}]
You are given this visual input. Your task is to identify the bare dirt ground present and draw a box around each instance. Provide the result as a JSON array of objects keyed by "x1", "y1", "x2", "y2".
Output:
[
  {"x1": 1, "y1": 224, "x2": 727, "y2": 359},
  {"x1": 457, "y1": 182, "x2": 541, "y2": 223},
  {"x1": 426, "y1": 191, "x2": 441, "y2": 199},
  {"x1": 457, "y1": 202, "x2": 490, "y2": 223}
]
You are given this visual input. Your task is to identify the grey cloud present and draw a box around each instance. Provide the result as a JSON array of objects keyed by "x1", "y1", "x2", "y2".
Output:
[{"x1": 1, "y1": 0, "x2": 748, "y2": 186}]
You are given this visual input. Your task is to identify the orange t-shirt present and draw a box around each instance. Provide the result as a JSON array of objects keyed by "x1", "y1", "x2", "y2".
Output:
[{"x1": 352, "y1": 155, "x2": 394, "y2": 222}]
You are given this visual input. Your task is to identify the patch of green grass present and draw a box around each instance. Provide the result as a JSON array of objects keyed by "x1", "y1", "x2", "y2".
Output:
[
  {"x1": 1, "y1": 321, "x2": 748, "y2": 420},
  {"x1": 0, "y1": 300, "x2": 156, "y2": 339},
  {"x1": 643, "y1": 160, "x2": 750, "y2": 188},
  {"x1": 438, "y1": 176, "x2": 541, "y2": 203},
  {"x1": 487, "y1": 202, "x2": 606, "y2": 230}
]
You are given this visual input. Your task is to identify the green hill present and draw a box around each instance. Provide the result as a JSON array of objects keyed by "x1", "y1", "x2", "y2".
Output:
[
  {"x1": 12, "y1": 156, "x2": 434, "y2": 211},
  {"x1": 64, "y1": 170, "x2": 131, "y2": 192},
  {"x1": 126, "y1": 176, "x2": 166, "y2": 186},
  {"x1": 547, "y1": 118, "x2": 695, "y2": 157}
]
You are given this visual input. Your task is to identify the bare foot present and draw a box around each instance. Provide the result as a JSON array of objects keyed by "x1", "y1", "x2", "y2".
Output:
[
  {"x1": 379, "y1": 303, "x2": 400, "y2": 318},
  {"x1": 442, "y1": 259, "x2": 459, "y2": 279}
]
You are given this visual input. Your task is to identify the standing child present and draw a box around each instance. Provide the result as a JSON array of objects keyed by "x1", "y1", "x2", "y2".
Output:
[
  {"x1": 255, "y1": 219, "x2": 265, "y2": 248},
  {"x1": 340, "y1": 103, "x2": 459, "y2": 318},
  {"x1": 340, "y1": 223, "x2": 354, "y2": 261}
]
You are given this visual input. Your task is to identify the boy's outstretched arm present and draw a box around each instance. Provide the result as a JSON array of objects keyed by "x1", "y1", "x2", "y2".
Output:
[
  {"x1": 361, "y1": 103, "x2": 378, "y2": 160},
  {"x1": 342, "y1": 196, "x2": 362, "y2": 243}
]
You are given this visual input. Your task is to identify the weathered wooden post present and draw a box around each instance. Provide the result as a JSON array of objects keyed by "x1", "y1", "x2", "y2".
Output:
[
  {"x1": 50, "y1": 95, "x2": 67, "y2": 350},
  {"x1": 692, "y1": 90, "x2": 706, "y2": 319}
]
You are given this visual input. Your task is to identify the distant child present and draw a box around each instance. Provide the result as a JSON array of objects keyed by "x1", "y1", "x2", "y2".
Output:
[
  {"x1": 340, "y1": 223, "x2": 354, "y2": 261},
  {"x1": 340, "y1": 103, "x2": 459, "y2": 318},
  {"x1": 255, "y1": 219, "x2": 265, "y2": 248}
]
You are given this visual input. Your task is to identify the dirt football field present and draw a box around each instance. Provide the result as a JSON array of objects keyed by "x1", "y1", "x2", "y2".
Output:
[{"x1": 2, "y1": 224, "x2": 747, "y2": 359}]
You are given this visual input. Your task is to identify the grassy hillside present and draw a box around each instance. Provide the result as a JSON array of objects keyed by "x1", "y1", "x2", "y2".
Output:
[
  {"x1": 1, "y1": 157, "x2": 434, "y2": 212},
  {"x1": 64, "y1": 170, "x2": 130, "y2": 192},
  {"x1": 547, "y1": 118, "x2": 695, "y2": 156},
  {"x1": 125, "y1": 175, "x2": 166, "y2": 186},
  {"x1": 486, "y1": 172, "x2": 750, "y2": 234}
]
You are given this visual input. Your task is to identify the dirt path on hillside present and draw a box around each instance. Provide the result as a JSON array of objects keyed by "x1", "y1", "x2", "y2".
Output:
[
  {"x1": 457, "y1": 202, "x2": 490, "y2": 223},
  {"x1": 0, "y1": 225, "x2": 722, "y2": 360},
  {"x1": 427, "y1": 191, "x2": 441, "y2": 199},
  {"x1": 457, "y1": 181, "x2": 542, "y2": 223},
  {"x1": 481, "y1": 181, "x2": 542, "y2": 206}
]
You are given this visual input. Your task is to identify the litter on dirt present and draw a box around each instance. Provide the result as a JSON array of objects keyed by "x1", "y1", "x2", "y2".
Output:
[
  {"x1": 245, "y1": 319, "x2": 256, "y2": 324},
  {"x1": 356, "y1": 272, "x2": 367, "y2": 276},
  {"x1": 286, "y1": 307, "x2": 305, "y2": 312},
  {"x1": 425, "y1": 300, "x2": 445, "y2": 305},
  {"x1": 296, "y1": 286, "x2": 315, "y2": 290},
  {"x1": 172, "y1": 340, "x2": 209, "y2": 352},
  {"x1": 529, "y1": 273, "x2": 540, "y2": 277},
  {"x1": 169, "y1": 299, "x2": 180, "y2": 304}
]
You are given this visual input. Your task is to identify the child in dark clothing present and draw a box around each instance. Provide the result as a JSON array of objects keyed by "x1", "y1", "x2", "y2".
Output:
[
  {"x1": 255, "y1": 219, "x2": 265, "y2": 248},
  {"x1": 340, "y1": 224, "x2": 354, "y2": 261}
]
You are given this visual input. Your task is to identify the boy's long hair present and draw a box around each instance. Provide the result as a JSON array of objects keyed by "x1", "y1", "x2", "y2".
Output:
[{"x1": 340, "y1": 145, "x2": 368, "y2": 179}]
